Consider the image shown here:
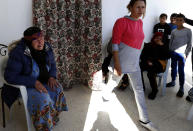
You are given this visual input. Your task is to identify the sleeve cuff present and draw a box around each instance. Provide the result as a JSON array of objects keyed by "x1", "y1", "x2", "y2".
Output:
[{"x1": 112, "y1": 44, "x2": 119, "y2": 51}]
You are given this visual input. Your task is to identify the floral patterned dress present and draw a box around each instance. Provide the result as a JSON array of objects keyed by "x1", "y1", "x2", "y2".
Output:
[{"x1": 27, "y1": 59, "x2": 68, "y2": 131}]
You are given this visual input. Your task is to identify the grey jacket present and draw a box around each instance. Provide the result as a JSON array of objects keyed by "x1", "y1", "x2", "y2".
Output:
[{"x1": 169, "y1": 27, "x2": 192, "y2": 57}]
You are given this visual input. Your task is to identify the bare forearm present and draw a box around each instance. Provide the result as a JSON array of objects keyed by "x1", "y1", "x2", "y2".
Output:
[
  {"x1": 113, "y1": 51, "x2": 120, "y2": 65},
  {"x1": 113, "y1": 51, "x2": 122, "y2": 75}
]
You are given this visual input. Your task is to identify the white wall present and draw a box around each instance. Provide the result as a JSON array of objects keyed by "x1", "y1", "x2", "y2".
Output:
[
  {"x1": 0, "y1": 0, "x2": 32, "y2": 45},
  {"x1": 1, "y1": 0, "x2": 192, "y2": 49},
  {"x1": 0, "y1": 0, "x2": 32, "y2": 86},
  {"x1": 102, "y1": 0, "x2": 193, "y2": 47}
]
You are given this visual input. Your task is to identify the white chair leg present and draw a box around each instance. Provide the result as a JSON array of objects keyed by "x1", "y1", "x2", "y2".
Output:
[
  {"x1": 162, "y1": 59, "x2": 171, "y2": 96},
  {"x1": 187, "y1": 104, "x2": 193, "y2": 120},
  {"x1": 19, "y1": 87, "x2": 33, "y2": 131},
  {"x1": 162, "y1": 73, "x2": 167, "y2": 96}
]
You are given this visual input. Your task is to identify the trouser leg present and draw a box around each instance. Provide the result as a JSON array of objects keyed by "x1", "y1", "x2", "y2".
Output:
[
  {"x1": 122, "y1": 74, "x2": 129, "y2": 85},
  {"x1": 177, "y1": 53, "x2": 185, "y2": 91},
  {"x1": 147, "y1": 72, "x2": 158, "y2": 92},
  {"x1": 128, "y1": 71, "x2": 149, "y2": 122},
  {"x1": 171, "y1": 52, "x2": 178, "y2": 81},
  {"x1": 141, "y1": 71, "x2": 146, "y2": 91},
  {"x1": 192, "y1": 47, "x2": 193, "y2": 70}
]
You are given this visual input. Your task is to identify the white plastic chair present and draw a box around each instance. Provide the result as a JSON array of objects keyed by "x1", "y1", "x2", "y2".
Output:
[
  {"x1": 157, "y1": 59, "x2": 171, "y2": 96},
  {"x1": 142, "y1": 59, "x2": 171, "y2": 96},
  {"x1": 1, "y1": 55, "x2": 34, "y2": 131}
]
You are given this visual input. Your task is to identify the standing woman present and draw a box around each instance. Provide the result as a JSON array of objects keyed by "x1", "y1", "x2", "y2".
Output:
[{"x1": 104, "y1": 0, "x2": 158, "y2": 130}]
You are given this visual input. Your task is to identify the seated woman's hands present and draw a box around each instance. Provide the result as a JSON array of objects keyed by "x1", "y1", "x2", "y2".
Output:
[
  {"x1": 48, "y1": 77, "x2": 59, "y2": 90},
  {"x1": 35, "y1": 80, "x2": 48, "y2": 93},
  {"x1": 156, "y1": 39, "x2": 164, "y2": 46},
  {"x1": 147, "y1": 60, "x2": 153, "y2": 66}
]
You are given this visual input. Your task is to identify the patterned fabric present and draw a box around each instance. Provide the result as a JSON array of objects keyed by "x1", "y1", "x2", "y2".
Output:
[
  {"x1": 28, "y1": 84, "x2": 67, "y2": 131},
  {"x1": 33, "y1": 0, "x2": 102, "y2": 89},
  {"x1": 28, "y1": 59, "x2": 68, "y2": 131}
]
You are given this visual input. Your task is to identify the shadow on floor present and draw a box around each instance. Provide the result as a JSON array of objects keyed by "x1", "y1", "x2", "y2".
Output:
[
  {"x1": 90, "y1": 111, "x2": 118, "y2": 131},
  {"x1": 113, "y1": 87, "x2": 147, "y2": 131}
]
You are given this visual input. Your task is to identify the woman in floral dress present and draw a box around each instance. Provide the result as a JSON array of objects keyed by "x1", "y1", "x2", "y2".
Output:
[{"x1": 4, "y1": 26, "x2": 68, "y2": 131}]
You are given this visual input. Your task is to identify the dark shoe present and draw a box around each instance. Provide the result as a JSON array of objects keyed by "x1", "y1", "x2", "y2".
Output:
[
  {"x1": 102, "y1": 73, "x2": 109, "y2": 84},
  {"x1": 118, "y1": 83, "x2": 128, "y2": 91},
  {"x1": 166, "y1": 81, "x2": 175, "y2": 88},
  {"x1": 186, "y1": 96, "x2": 192, "y2": 102},
  {"x1": 148, "y1": 90, "x2": 158, "y2": 100},
  {"x1": 176, "y1": 90, "x2": 184, "y2": 97}
]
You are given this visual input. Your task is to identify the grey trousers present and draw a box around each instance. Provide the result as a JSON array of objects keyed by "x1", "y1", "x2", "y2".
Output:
[{"x1": 104, "y1": 70, "x2": 149, "y2": 122}]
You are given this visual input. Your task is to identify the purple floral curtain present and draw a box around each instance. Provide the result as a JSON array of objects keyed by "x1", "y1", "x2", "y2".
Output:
[{"x1": 33, "y1": 0, "x2": 102, "y2": 89}]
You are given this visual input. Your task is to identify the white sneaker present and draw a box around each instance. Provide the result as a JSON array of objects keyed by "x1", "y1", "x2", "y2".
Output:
[{"x1": 140, "y1": 121, "x2": 159, "y2": 131}]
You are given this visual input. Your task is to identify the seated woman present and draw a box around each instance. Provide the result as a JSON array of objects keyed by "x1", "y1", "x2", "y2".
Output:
[
  {"x1": 140, "y1": 32, "x2": 170, "y2": 100},
  {"x1": 4, "y1": 26, "x2": 68, "y2": 130}
]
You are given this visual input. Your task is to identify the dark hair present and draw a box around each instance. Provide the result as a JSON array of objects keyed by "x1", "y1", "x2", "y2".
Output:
[
  {"x1": 170, "y1": 13, "x2": 177, "y2": 18},
  {"x1": 127, "y1": 0, "x2": 146, "y2": 18},
  {"x1": 176, "y1": 13, "x2": 185, "y2": 20},
  {"x1": 159, "y1": 13, "x2": 167, "y2": 19},
  {"x1": 23, "y1": 26, "x2": 41, "y2": 37},
  {"x1": 23, "y1": 26, "x2": 42, "y2": 42}
]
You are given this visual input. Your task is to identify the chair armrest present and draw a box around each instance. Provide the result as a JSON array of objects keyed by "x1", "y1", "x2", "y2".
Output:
[
  {"x1": 3, "y1": 79, "x2": 26, "y2": 89},
  {"x1": 3, "y1": 77, "x2": 32, "y2": 130},
  {"x1": 3, "y1": 79, "x2": 28, "y2": 108}
]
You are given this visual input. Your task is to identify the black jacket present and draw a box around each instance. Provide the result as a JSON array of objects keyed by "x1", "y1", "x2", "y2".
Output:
[
  {"x1": 185, "y1": 18, "x2": 193, "y2": 26},
  {"x1": 140, "y1": 42, "x2": 170, "y2": 64},
  {"x1": 153, "y1": 23, "x2": 171, "y2": 49}
]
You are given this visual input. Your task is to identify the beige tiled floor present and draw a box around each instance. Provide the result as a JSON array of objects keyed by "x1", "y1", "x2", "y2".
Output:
[
  {"x1": 0, "y1": 77, "x2": 193, "y2": 131},
  {"x1": 0, "y1": 57, "x2": 192, "y2": 131}
]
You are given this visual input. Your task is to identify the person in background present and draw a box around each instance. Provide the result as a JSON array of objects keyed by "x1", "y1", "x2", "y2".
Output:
[
  {"x1": 166, "y1": 14, "x2": 192, "y2": 97},
  {"x1": 168, "y1": 13, "x2": 177, "y2": 31},
  {"x1": 103, "y1": 0, "x2": 159, "y2": 130},
  {"x1": 183, "y1": 17, "x2": 193, "y2": 102},
  {"x1": 3, "y1": 27, "x2": 68, "y2": 131},
  {"x1": 153, "y1": 13, "x2": 171, "y2": 49},
  {"x1": 140, "y1": 32, "x2": 170, "y2": 100},
  {"x1": 102, "y1": 38, "x2": 113, "y2": 83},
  {"x1": 102, "y1": 38, "x2": 129, "y2": 90}
]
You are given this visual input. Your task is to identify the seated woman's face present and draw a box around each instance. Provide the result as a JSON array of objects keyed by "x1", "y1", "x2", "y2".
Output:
[
  {"x1": 31, "y1": 36, "x2": 45, "y2": 50},
  {"x1": 153, "y1": 36, "x2": 162, "y2": 45}
]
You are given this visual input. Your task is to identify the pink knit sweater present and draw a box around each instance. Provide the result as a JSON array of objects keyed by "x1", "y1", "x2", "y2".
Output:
[{"x1": 112, "y1": 17, "x2": 144, "y2": 50}]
